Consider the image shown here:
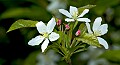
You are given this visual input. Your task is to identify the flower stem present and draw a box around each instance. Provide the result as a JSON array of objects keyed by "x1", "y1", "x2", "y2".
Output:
[
  {"x1": 65, "y1": 56, "x2": 72, "y2": 65},
  {"x1": 73, "y1": 20, "x2": 78, "y2": 29},
  {"x1": 68, "y1": 59, "x2": 72, "y2": 65}
]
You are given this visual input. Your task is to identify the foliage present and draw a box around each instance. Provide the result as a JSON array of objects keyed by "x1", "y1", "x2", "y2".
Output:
[
  {"x1": 76, "y1": 33, "x2": 101, "y2": 47},
  {"x1": 7, "y1": 19, "x2": 38, "y2": 32},
  {"x1": 99, "y1": 50, "x2": 120, "y2": 63},
  {"x1": 6, "y1": 4, "x2": 107, "y2": 65},
  {"x1": 0, "y1": 0, "x2": 120, "y2": 65}
]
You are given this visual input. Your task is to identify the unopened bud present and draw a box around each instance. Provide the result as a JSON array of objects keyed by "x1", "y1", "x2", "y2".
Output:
[
  {"x1": 57, "y1": 19, "x2": 61, "y2": 26},
  {"x1": 75, "y1": 30, "x2": 81, "y2": 36},
  {"x1": 65, "y1": 24, "x2": 70, "y2": 30}
]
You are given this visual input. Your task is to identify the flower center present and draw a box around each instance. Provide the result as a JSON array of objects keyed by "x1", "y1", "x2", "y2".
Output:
[
  {"x1": 72, "y1": 11, "x2": 78, "y2": 20},
  {"x1": 94, "y1": 31, "x2": 101, "y2": 36},
  {"x1": 43, "y1": 32, "x2": 49, "y2": 38}
]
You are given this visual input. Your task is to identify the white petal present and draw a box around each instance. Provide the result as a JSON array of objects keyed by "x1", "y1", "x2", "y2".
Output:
[
  {"x1": 85, "y1": 23, "x2": 93, "y2": 34},
  {"x1": 28, "y1": 36, "x2": 44, "y2": 46},
  {"x1": 99, "y1": 24, "x2": 108, "y2": 35},
  {"x1": 97, "y1": 37, "x2": 109, "y2": 49},
  {"x1": 36, "y1": 21, "x2": 47, "y2": 34},
  {"x1": 69, "y1": 6, "x2": 78, "y2": 15},
  {"x1": 47, "y1": 18, "x2": 56, "y2": 34},
  {"x1": 78, "y1": 9, "x2": 89, "y2": 17},
  {"x1": 59, "y1": 9, "x2": 72, "y2": 18},
  {"x1": 93, "y1": 17, "x2": 102, "y2": 32},
  {"x1": 65, "y1": 18, "x2": 75, "y2": 22},
  {"x1": 77, "y1": 18, "x2": 90, "y2": 22},
  {"x1": 49, "y1": 32, "x2": 59, "y2": 41},
  {"x1": 41, "y1": 38, "x2": 49, "y2": 52}
]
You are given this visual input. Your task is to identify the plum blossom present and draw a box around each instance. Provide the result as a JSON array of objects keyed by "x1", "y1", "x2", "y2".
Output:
[
  {"x1": 86, "y1": 17, "x2": 108, "y2": 49},
  {"x1": 59, "y1": 6, "x2": 90, "y2": 22},
  {"x1": 28, "y1": 18, "x2": 60, "y2": 52}
]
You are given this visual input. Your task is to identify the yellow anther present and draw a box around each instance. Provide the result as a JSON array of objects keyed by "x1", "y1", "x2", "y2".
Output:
[{"x1": 43, "y1": 33, "x2": 49, "y2": 38}]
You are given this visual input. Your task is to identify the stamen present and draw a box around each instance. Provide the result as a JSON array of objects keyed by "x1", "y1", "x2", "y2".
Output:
[
  {"x1": 43, "y1": 32, "x2": 49, "y2": 38},
  {"x1": 72, "y1": 11, "x2": 78, "y2": 20},
  {"x1": 94, "y1": 31, "x2": 101, "y2": 36}
]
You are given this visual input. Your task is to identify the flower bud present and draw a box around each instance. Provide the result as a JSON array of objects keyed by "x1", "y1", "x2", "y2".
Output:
[
  {"x1": 57, "y1": 19, "x2": 61, "y2": 26},
  {"x1": 65, "y1": 24, "x2": 70, "y2": 30},
  {"x1": 75, "y1": 30, "x2": 81, "y2": 36}
]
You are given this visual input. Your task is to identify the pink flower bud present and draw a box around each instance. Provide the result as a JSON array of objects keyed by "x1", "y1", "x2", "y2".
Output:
[
  {"x1": 57, "y1": 19, "x2": 61, "y2": 26},
  {"x1": 75, "y1": 30, "x2": 81, "y2": 36},
  {"x1": 65, "y1": 24, "x2": 70, "y2": 30}
]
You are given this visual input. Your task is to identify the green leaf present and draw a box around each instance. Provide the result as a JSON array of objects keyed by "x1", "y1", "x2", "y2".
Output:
[
  {"x1": 80, "y1": 5, "x2": 96, "y2": 9},
  {"x1": 99, "y1": 50, "x2": 120, "y2": 63},
  {"x1": 76, "y1": 33, "x2": 101, "y2": 47},
  {"x1": 7, "y1": 19, "x2": 38, "y2": 33},
  {"x1": 78, "y1": 5, "x2": 96, "y2": 14},
  {"x1": 68, "y1": 0, "x2": 96, "y2": 7}
]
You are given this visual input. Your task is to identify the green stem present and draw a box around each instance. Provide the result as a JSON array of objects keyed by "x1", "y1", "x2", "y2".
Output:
[
  {"x1": 62, "y1": 25, "x2": 64, "y2": 32},
  {"x1": 73, "y1": 20, "x2": 78, "y2": 30},
  {"x1": 65, "y1": 58, "x2": 72, "y2": 65},
  {"x1": 70, "y1": 38, "x2": 76, "y2": 48},
  {"x1": 65, "y1": 53, "x2": 72, "y2": 65},
  {"x1": 60, "y1": 25, "x2": 62, "y2": 31},
  {"x1": 68, "y1": 60, "x2": 72, "y2": 65}
]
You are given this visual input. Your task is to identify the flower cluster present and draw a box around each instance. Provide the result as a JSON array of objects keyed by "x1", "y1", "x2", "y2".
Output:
[
  {"x1": 59, "y1": 6, "x2": 108, "y2": 49},
  {"x1": 28, "y1": 6, "x2": 108, "y2": 53}
]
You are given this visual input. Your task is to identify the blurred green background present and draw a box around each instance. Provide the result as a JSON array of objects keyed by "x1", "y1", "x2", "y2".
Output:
[{"x1": 0, "y1": 0, "x2": 120, "y2": 65}]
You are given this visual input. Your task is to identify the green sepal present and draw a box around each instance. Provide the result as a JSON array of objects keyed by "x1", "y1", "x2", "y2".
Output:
[
  {"x1": 99, "y1": 50, "x2": 120, "y2": 63},
  {"x1": 76, "y1": 33, "x2": 101, "y2": 47},
  {"x1": 7, "y1": 19, "x2": 38, "y2": 33}
]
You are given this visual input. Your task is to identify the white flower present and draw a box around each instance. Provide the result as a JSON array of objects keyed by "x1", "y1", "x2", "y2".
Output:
[
  {"x1": 86, "y1": 17, "x2": 108, "y2": 49},
  {"x1": 59, "y1": 6, "x2": 90, "y2": 22},
  {"x1": 28, "y1": 18, "x2": 60, "y2": 52}
]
